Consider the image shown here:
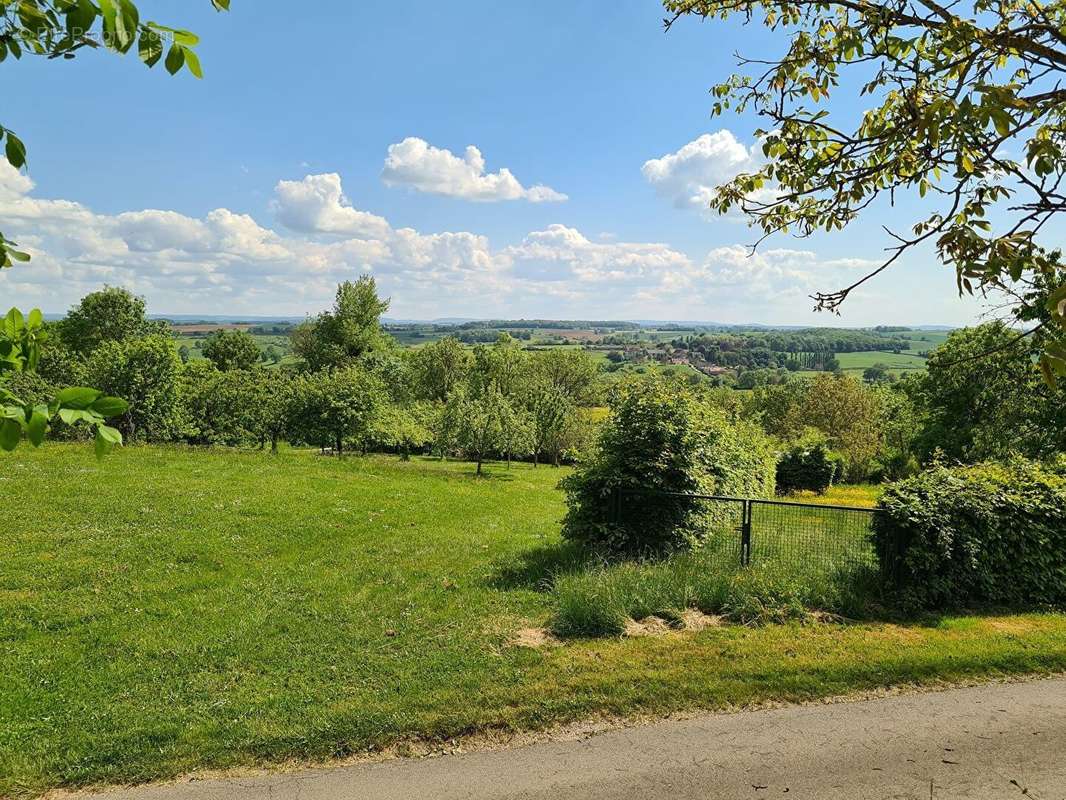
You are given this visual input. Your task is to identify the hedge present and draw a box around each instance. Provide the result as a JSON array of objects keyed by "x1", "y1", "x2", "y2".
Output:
[{"x1": 873, "y1": 459, "x2": 1066, "y2": 609}]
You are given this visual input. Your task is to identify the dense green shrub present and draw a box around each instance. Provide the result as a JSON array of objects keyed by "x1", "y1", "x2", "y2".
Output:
[
  {"x1": 202, "y1": 329, "x2": 261, "y2": 371},
  {"x1": 287, "y1": 366, "x2": 385, "y2": 454},
  {"x1": 775, "y1": 440, "x2": 839, "y2": 494},
  {"x1": 874, "y1": 459, "x2": 1066, "y2": 609},
  {"x1": 86, "y1": 334, "x2": 182, "y2": 442},
  {"x1": 560, "y1": 378, "x2": 776, "y2": 555},
  {"x1": 179, "y1": 361, "x2": 259, "y2": 446},
  {"x1": 869, "y1": 450, "x2": 920, "y2": 483}
]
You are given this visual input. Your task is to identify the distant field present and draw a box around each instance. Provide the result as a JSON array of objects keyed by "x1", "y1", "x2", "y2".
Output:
[
  {"x1": 894, "y1": 328, "x2": 952, "y2": 351},
  {"x1": 835, "y1": 350, "x2": 929, "y2": 372},
  {"x1": 171, "y1": 323, "x2": 256, "y2": 334}
]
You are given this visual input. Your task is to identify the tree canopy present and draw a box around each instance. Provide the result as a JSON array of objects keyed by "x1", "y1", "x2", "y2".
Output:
[
  {"x1": 291, "y1": 277, "x2": 392, "y2": 371},
  {"x1": 666, "y1": 0, "x2": 1066, "y2": 378},
  {"x1": 202, "y1": 329, "x2": 261, "y2": 371},
  {"x1": 57, "y1": 287, "x2": 164, "y2": 356}
]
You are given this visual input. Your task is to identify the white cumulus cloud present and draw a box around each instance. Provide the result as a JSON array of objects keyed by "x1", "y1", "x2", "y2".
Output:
[
  {"x1": 0, "y1": 162, "x2": 923, "y2": 323},
  {"x1": 271, "y1": 173, "x2": 391, "y2": 238},
  {"x1": 642, "y1": 130, "x2": 761, "y2": 210},
  {"x1": 381, "y1": 137, "x2": 567, "y2": 203}
]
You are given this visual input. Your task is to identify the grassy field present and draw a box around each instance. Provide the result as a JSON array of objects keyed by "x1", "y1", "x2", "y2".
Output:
[
  {"x1": 3, "y1": 446, "x2": 1066, "y2": 797},
  {"x1": 833, "y1": 350, "x2": 929, "y2": 373},
  {"x1": 786, "y1": 484, "x2": 882, "y2": 508}
]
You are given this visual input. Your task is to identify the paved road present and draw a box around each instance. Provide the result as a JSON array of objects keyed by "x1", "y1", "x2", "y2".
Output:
[{"x1": 82, "y1": 678, "x2": 1066, "y2": 800}]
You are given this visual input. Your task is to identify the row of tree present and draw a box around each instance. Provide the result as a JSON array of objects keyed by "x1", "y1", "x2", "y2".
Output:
[{"x1": 10, "y1": 281, "x2": 605, "y2": 470}]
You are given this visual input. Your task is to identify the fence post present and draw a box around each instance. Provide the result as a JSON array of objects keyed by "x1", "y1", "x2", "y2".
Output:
[
  {"x1": 608, "y1": 486, "x2": 621, "y2": 525},
  {"x1": 740, "y1": 499, "x2": 752, "y2": 566}
]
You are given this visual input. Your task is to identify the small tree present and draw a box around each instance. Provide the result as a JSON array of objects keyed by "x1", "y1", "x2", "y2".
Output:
[
  {"x1": 526, "y1": 381, "x2": 575, "y2": 467},
  {"x1": 178, "y1": 362, "x2": 259, "y2": 446},
  {"x1": 87, "y1": 334, "x2": 182, "y2": 442},
  {"x1": 800, "y1": 373, "x2": 882, "y2": 481},
  {"x1": 202, "y1": 329, "x2": 261, "y2": 371},
  {"x1": 432, "y1": 391, "x2": 466, "y2": 460},
  {"x1": 862, "y1": 364, "x2": 892, "y2": 384},
  {"x1": 527, "y1": 348, "x2": 602, "y2": 405},
  {"x1": 57, "y1": 287, "x2": 166, "y2": 357},
  {"x1": 497, "y1": 398, "x2": 534, "y2": 469},
  {"x1": 451, "y1": 384, "x2": 515, "y2": 475},
  {"x1": 290, "y1": 367, "x2": 384, "y2": 455},
  {"x1": 775, "y1": 434, "x2": 840, "y2": 495},
  {"x1": 469, "y1": 333, "x2": 528, "y2": 399},
  {"x1": 561, "y1": 378, "x2": 777, "y2": 554},
  {"x1": 369, "y1": 402, "x2": 433, "y2": 460},
  {"x1": 291, "y1": 278, "x2": 391, "y2": 371},
  {"x1": 249, "y1": 368, "x2": 296, "y2": 454}
]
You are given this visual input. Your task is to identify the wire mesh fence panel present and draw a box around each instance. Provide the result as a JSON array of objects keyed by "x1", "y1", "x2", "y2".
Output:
[
  {"x1": 748, "y1": 499, "x2": 877, "y2": 577},
  {"x1": 617, "y1": 491, "x2": 745, "y2": 566},
  {"x1": 690, "y1": 495, "x2": 745, "y2": 568},
  {"x1": 614, "y1": 490, "x2": 879, "y2": 578}
]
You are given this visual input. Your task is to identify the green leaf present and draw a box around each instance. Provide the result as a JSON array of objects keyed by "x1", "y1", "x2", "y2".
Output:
[
  {"x1": 991, "y1": 108, "x2": 1012, "y2": 137},
  {"x1": 5, "y1": 307, "x2": 24, "y2": 332},
  {"x1": 98, "y1": 424, "x2": 123, "y2": 445},
  {"x1": 182, "y1": 46, "x2": 203, "y2": 79},
  {"x1": 0, "y1": 418, "x2": 21, "y2": 451},
  {"x1": 59, "y1": 408, "x2": 94, "y2": 425},
  {"x1": 27, "y1": 308, "x2": 42, "y2": 328},
  {"x1": 90, "y1": 395, "x2": 129, "y2": 417},
  {"x1": 26, "y1": 409, "x2": 47, "y2": 446},
  {"x1": 4, "y1": 131, "x2": 26, "y2": 169},
  {"x1": 94, "y1": 428, "x2": 111, "y2": 459},
  {"x1": 94, "y1": 425, "x2": 121, "y2": 458},
  {"x1": 164, "y1": 43, "x2": 185, "y2": 75},
  {"x1": 138, "y1": 29, "x2": 163, "y2": 66},
  {"x1": 66, "y1": 0, "x2": 97, "y2": 33},
  {"x1": 55, "y1": 386, "x2": 102, "y2": 410}
]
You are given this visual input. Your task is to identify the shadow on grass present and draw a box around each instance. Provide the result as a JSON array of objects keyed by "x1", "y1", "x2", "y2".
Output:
[{"x1": 488, "y1": 539, "x2": 597, "y2": 592}]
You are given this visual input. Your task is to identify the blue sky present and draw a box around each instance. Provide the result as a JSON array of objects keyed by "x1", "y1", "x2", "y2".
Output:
[{"x1": 0, "y1": 0, "x2": 989, "y2": 325}]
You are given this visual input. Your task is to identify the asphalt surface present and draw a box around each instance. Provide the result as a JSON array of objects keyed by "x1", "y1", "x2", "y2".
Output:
[{"x1": 78, "y1": 677, "x2": 1066, "y2": 800}]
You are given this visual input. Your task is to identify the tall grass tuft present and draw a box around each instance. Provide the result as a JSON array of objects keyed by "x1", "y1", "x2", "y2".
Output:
[{"x1": 551, "y1": 548, "x2": 878, "y2": 637}]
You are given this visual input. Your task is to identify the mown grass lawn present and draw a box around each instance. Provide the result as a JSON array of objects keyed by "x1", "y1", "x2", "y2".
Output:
[{"x1": 3, "y1": 445, "x2": 1066, "y2": 798}]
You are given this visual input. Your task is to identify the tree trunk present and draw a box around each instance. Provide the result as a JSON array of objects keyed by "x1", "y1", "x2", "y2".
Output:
[
  {"x1": 335, "y1": 432, "x2": 342, "y2": 456},
  {"x1": 476, "y1": 458, "x2": 483, "y2": 476},
  {"x1": 271, "y1": 433, "x2": 279, "y2": 454}
]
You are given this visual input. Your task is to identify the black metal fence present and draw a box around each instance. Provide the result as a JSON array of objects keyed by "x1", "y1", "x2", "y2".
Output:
[{"x1": 612, "y1": 489, "x2": 879, "y2": 576}]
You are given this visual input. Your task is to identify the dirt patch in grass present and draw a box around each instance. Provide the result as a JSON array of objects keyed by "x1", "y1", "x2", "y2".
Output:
[
  {"x1": 510, "y1": 627, "x2": 561, "y2": 649},
  {"x1": 624, "y1": 611, "x2": 723, "y2": 638},
  {"x1": 624, "y1": 616, "x2": 675, "y2": 637},
  {"x1": 985, "y1": 618, "x2": 1042, "y2": 635},
  {"x1": 678, "y1": 609, "x2": 723, "y2": 632}
]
